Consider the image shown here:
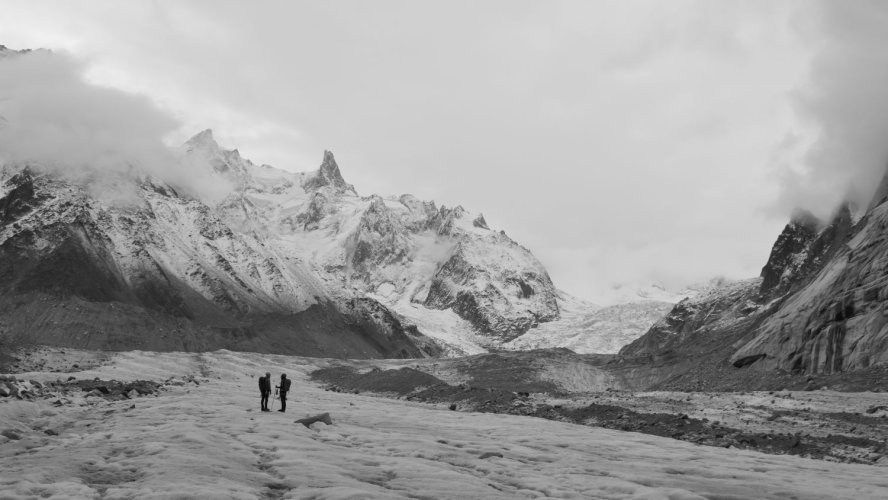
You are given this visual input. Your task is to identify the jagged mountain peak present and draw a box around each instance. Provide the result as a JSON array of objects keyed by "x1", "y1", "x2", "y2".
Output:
[
  {"x1": 473, "y1": 213, "x2": 489, "y2": 230},
  {"x1": 304, "y1": 150, "x2": 355, "y2": 194},
  {"x1": 180, "y1": 129, "x2": 257, "y2": 183},
  {"x1": 184, "y1": 129, "x2": 220, "y2": 153},
  {"x1": 771, "y1": 203, "x2": 852, "y2": 287},
  {"x1": 322, "y1": 149, "x2": 336, "y2": 164}
]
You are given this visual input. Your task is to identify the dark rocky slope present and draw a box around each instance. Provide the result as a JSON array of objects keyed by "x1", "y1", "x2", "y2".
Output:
[{"x1": 615, "y1": 174, "x2": 888, "y2": 390}]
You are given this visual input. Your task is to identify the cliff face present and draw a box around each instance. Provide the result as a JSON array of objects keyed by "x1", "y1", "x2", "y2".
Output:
[
  {"x1": 731, "y1": 200, "x2": 888, "y2": 375},
  {"x1": 759, "y1": 206, "x2": 853, "y2": 298},
  {"x1": 618, "y1": 169, "x2": 888, "y2": 384}
]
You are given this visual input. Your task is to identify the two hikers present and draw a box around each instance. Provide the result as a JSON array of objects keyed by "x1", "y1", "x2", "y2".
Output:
[{"x1": 258, "y1": 372, "x2": 291, "y2": 413}]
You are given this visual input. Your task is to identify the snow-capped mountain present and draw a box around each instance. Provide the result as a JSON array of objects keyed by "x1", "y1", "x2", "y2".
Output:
[
  {"x1": 0, "y1": 129, "x2": 568, "y2": 357},
  {"x1": 183, "y1": 130, "x2": 561, "y2": 342},
  {"x1": 0, "y1": 159, "x2": 436, "y2": 358}
]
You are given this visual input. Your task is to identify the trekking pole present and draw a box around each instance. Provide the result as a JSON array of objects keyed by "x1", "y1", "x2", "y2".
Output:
[{"x1": 270, "y1": 388, "x2": 277, "y2": 411}]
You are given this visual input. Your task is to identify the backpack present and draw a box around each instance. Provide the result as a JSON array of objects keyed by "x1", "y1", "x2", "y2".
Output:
[{"x1": 282, "y1": 378, "x2": 291, "y2": 392}]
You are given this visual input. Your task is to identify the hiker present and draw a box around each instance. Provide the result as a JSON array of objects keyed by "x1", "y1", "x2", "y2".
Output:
[
  {"x1": 276, "y1": 373, "x2": 291, "y2": 412},
  {"x1": 259, "y1": 372, "x2": 271, "y2": 412}
]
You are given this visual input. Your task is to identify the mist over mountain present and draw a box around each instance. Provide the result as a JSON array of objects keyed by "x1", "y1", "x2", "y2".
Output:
[
  {"x1": 0, "y1": 49, "x2": 567, "y2": 356},
  {"x1": 1, "y1": 47, "x2": 687, "y2": 359},
  {"x1": 776, "y1": 1, "x2": 888, "y2": 219}
]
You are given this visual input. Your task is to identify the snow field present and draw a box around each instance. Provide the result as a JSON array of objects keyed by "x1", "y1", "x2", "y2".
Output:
[{"x1": 2, "y1": 351, "x2": 888, "y2": 499}]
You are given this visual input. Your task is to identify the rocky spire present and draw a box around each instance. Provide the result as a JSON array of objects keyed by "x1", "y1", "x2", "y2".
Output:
[
  {"x1": 320, "y1": 151, "x2": 346, "y2": 186},
  {"x1": 759, "y1": 209, "x2": 822, "y2": 296},
  {"x1": 759, "y1": 203, "x2": 855, "y2": 298},
  {"x1": 184, "y1": 129, "x2": 220, "y2": 153},
  {"x1": 303, "y1": 150, "x2": 355, "y2": 194},
  {"x1": 472, "y1": 213, "x2": 489, "y2": 230}
]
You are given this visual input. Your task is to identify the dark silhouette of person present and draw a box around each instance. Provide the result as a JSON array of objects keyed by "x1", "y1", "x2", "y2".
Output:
[
  {"x1": 259, "y1": 372, "x2": 271, "y2": 411},
  {"x1": 276, "y1": 373, "x2": 291, "y2": 412}
]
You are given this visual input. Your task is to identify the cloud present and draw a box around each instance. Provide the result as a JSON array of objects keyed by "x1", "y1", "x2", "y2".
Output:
[
  {"x1": 0, "y1": 1, "x2": 810, "y2": 300},
  {"x1": 0, "y1": 48, "x2": 233, "y2": 203},
  {"x1": 0, "y1": 50, "x2": 177, "y2": 172},
  {"x1": 776, "y1": 1, "x2": 888, "y2": 217}
]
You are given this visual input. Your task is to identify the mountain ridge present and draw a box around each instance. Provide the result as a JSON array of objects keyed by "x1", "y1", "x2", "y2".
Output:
[{"x1": 0, "y1": 129, "x2": 576, "y2": 357}]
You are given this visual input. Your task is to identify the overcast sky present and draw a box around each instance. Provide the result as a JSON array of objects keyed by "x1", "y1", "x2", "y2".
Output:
[{"x1": 2, "y1": 1, "x2": 886, "y2": 304}]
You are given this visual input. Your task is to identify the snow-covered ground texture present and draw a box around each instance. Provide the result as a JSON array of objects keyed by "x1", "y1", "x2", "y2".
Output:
[{"x1": 2, "y1": 350, "x2": 888, "y2": 499}]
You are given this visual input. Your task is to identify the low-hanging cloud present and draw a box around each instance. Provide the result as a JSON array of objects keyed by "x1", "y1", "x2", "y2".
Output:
[
  {"x1": 0, "y1": 49, "x2": 230, "y2": 202},
  {"x1": 777, "y1": 1, "x2": 888, "y2": 218}
]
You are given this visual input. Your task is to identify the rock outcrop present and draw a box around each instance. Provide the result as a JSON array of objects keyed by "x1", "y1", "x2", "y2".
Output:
[
  {"x1": 759, "y1": 209, "x2": 822, "y2": 296},
  {"x1": 759, "y1": 206, "x2": 853, "y2": 298},
  {"x1": 621, "y1": 179, "x2": 888, "y2": 382},
  {"x1": 731, "y1": 199, "x2": 888, "y2": 374},
  {"x1": 303, "y1": 151, "x2": 355, "y2": 194}
]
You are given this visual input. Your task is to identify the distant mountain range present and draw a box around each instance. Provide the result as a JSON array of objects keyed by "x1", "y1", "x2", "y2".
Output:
[{"x1": 7, "y1": 43, "x2": 886, "y2": 383}]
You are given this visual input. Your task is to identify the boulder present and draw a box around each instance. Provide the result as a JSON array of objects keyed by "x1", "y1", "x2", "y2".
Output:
[
  {"x1": 0, "y1": 383, "x2": 10, "y2": 397},
  {"x1": 295, "y1": 412, "x2": 332, "y2": 428}
]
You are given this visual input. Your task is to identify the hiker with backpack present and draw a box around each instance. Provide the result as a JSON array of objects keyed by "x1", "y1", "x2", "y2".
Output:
[
  {"x1": 258, "y1": 372, "x2": 271, "y2": 412},
  {"x1": 276, "y1": 373, "x2": 291, "y2": 413}
]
